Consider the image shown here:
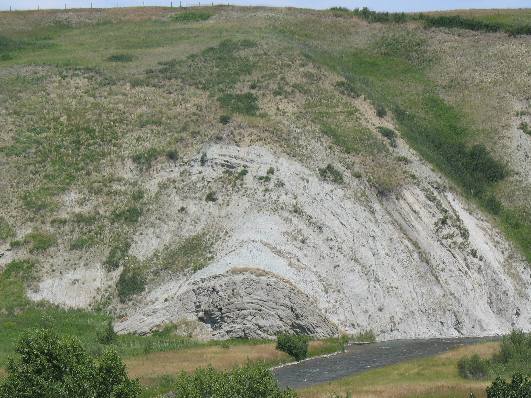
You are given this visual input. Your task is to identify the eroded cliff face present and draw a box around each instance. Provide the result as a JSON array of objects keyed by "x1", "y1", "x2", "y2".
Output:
[{"x1": 29, "y1": 141, "x2": 527, "y2": 340}]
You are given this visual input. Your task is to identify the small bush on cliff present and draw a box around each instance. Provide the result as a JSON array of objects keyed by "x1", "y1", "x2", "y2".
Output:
[
  {"x1": 276, "y1": 334, "x2": 310, "y2": 361},
  {"x1": 0, "y1": 329, "x2": 141, "y2": 398},
  {"x1": 170, "y1": 363, "x2": 296, "y2": 398}
]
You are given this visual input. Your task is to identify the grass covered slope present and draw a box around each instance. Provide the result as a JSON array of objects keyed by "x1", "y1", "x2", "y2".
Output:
[{"x1": 0, "y1": 5, "x2": 529, "y2": 348}]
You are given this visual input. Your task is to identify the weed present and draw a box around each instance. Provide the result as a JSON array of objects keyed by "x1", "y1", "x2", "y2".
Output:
[
  {"x1": 200, "y1": 152, "x2": 207, "y2": 166},
  {"x1": 237, "y1": 168, "x2": 248, "y2": 179},
  {"x1": 132, "y1": 148, "x2": 160, "y2": 170},
  {"x1": 0, "y1": 217, "x2": 15, "y2": 241},
  {"x1": 70, "y1": 235, "x2": 97, "y2": 250},
  {"x1": 519, "y1": 121, "x2": 531, "y2": 135},
  {"x1": 218, "y1": 93, "x2": 259, "y2": 116},
  {"x1": 219, "y1": 114, "x2": 231, "y2": 125},
  {"x1": 105, "y1": 240, "x2": 131, "y2": 271},
  {"x1": 24, "y1": 230, "x2": 56, "y2": 253},
  {"x1": 353, "y1": 330, "x2": 376, "y2": 343},
  {"x1": 267, "y1": 167, "x2": 275, "y2": 175},
  {"x1": 319, "y1": 164, "x2": 344, "y2": 184},
  {"x1": 377, "y1": 126, "x2": 397, "y2": 147},
  {"x1": 97, "y1": 320, "x2": 117, "y2": 345},
  {"x1": 106, "y1": 53, "x2": 134, "y2": 62},
  {"x1": 165, "y1": 149, "x2": 178, "y2": 162},
  {"x1": 205, "y1": 191, "x2": 218, "y2": 202},
  {"x1": 171, "y1": 11, "x2": 213, "y2": 23},
  {"x1": 112, "y1": 206, "x2": 142, "y2": 224},
  {"x1": 375, "y1": 103, "x2": 387, "y2": 118}
]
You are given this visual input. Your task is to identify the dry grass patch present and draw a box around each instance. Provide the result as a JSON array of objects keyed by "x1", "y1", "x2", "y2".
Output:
[{"x1": 125, "y1": 343, "x2": 289, "y2": 383}]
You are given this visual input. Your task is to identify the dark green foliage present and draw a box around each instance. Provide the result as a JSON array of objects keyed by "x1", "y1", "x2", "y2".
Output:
[
  {"x1": 424, "y1": 15, "x2": 531, "y2": 36},
  {"x1": 155, "y1": 39, "x2": 256, "y2": 92},
  {"x1": 319, "y1": 164, "x2": 344, "y2": 184},
  {"x1": 97, "y1": 320, "x2": 117, "y2": 345},
  {"x1": 276, "y1": 334, "x2": 310, "y2": 361},
  {"x1": 205, "y1": 191, "x2": 218, "y2": 202},
  {"x1": 106, "y1": 53, "x2": 134, "y2": 62},
  {"x1": 493, "y1": 330, "x2": 531, "y2": 372},
  {"x1": 377, "y1": 126, "x2": 397, "y2": 147},
  {"x1": 237, "y1": 168, "x2": 248, "y2": 179},
  {"x1": 219, "y1": 114, "x2": 231, "y2": 125},
  {"x1": 487, "y1": 374, "x2": 531, "y2": 398},
  {"x1": 169, "y1": 363, "x2": 297, "y2": 398},
  {"x1": 171, "y1": 11, "x2": 213, "y2": 23},
  {"x1": 218, "y1": 93, "x2": 259, "y2": 116},
  {"x1": 458, "y1": 354, "x2": 489, "y2": 379},
  {"x1": 105, "y1": 240, "x2": 131, "y2": 271},
  {"x1": 132, "y1": 147, "x2": 160, "y2": 170},
  {"x1": 0, "y1": 329, "x2": 141, "y2": 398},
  {"x1": 117, "y1": 265, "x2": 146, "y2": 302},
  {"x1": 352, "y1": 7, "x2": 412, "y2": 23}
]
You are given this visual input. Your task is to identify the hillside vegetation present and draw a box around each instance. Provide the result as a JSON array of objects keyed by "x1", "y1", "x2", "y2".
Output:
[{"x1": 0, "y1": 4, "x2": 530, "y2": 372}]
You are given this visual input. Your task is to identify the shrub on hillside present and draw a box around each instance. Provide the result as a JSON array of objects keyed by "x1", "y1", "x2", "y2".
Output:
[
  {"x1": 117, "y1": 265, "x2": 146, "y2": 302},
  {"x1": 487, "y1": 373, "x2": 531, "y2": 398},
  {"x1": 494, "y1": 330, "x2": 531, "y2": 370},
  {"x1": 0, "y1": 329, "x2": 140, "y2": 398},
  {"x1": 170, "y1": 363, "x2": 296, "y2": 398},
  {"x1": 458, "y1": 354, "x2": 489, "y2": 379},
  {"x1": 319, "y1": 164, "x2": 344, "y2": 184},
  {"x1": 171, "y1": 11, "x2": 212, "y2": 23},
  {"x1": 276, "y1": 334, "x2": 310, "y2": 361}
]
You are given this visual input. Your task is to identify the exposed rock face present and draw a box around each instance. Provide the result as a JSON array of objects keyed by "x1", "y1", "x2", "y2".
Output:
[{"x1": 110, "y1": 143, "x2": 530, "y2": 339}]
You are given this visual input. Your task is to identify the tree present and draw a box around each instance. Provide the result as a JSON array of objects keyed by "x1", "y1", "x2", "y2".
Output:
[
  {"x1": 487, "y1": 373, "x2": 531, "y2": 398},
  {"x1": 0, "y1": 329, "x2": 141, "y2": 398},
  {"x1": 276, "y1": 334, "x2": 310, "y2": 361}
]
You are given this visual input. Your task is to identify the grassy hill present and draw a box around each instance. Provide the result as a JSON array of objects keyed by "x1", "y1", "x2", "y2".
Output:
[{"x1": 0, "y1": 6, "x2": 530, "y2": 395}]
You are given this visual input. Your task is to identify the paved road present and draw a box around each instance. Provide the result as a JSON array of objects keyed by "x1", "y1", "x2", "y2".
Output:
[{"x1": 274, "y1": 337, "x2": 498, "y2": 389}]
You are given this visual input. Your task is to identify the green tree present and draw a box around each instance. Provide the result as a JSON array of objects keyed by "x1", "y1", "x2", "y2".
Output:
[
  {"x1": 487, "y1": 373, "x2": 530, "y2": 398},
  {"x1": 276, "y1": 334, "x2": 310, "y2": 361},
  {"x1": 0, "y1": 329, "x2": 141, "y2": 398}
]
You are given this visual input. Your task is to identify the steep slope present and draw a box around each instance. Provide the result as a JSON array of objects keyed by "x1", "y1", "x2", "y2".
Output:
[{"x1": 0, "y1": 6, "x2": 529, "y2": 342}]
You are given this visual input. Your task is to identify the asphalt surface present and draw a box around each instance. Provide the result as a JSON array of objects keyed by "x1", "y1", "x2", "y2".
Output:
[{"x1": 274, "y1": 337, "x2": 498, "y2": 389}]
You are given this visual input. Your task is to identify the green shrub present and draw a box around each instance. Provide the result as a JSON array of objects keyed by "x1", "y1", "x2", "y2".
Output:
[
  {"x1": 24, "y1": 230, "x2": 56, "y2": 253},
  {"x1": 105, "y1": 240, "x2": 131, "y2": 271},
  {"x1": 106, "y1": 53, "x2": 134, "y2": 62},
  {"x1": 171, "y1": 11, "x2": 213, "y2": 23},
  {"x1": 169, "y1": 363, "x2": 296, "y2": 398},
  {"x1": 458, "y1": 354, "x2": 490, "y2": 379},
  {"x1": 377, "y1": 126, "x2": 397, "y2": 147},
  {"x1": 276, "y1": 334, "x2": 310, "y2": 361},
  {"x1": 0, "y1": 329, "x2": 141, "y2": 398},
  {"x1": 319, "y1": 164, "x2": 344, "y2": 184},
  {"x1": 218, "y1": 93, "x2": 259, "y2": 115},
  {"x1": 117, "y1": 265, "x2": 146, "y2": 302},
  {"x1": 483, "y1": 194, "x2": 502, "y2": 215},
  {"x1": 487, "y1": 373, "x2": 530, "y2": 398},
  {"x1": 494, "y1": 330, "x2": 531, "y2": 368}
]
